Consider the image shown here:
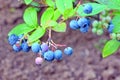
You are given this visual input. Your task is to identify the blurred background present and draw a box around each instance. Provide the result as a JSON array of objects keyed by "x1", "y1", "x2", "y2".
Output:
[{"x1": 1, "y1": 0, "x2": 120, "y2": 80}]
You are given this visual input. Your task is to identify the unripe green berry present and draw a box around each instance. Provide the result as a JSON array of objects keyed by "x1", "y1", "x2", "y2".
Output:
[
  {"x1": 92, "y1": 20, "x2": 99, "y2": 27},
  {"x1": 101, "y1": 10, "x2": 107, "y2": 16},
  {"x1": 103, "y1": 23, "x2": 109, "y2": 29},
  {"x1": 110, "y1": 33, "x2": 116, "y2": 39},
  {"x1": 98, "y1": 21, "x2": 102, "y2": 28},
  {"x1": 101, "y1": 17, "x2": 106, "y2": 23},
  {"x1": 97, "y1": 29, "x2": 103, "y2": 35},
  {"x1": 106, "y1": 16, "x2": 111, "y2": 22},
  {"x1": 92, "y1": 28, "x2": 97, "y2": 33},
  {"x1": 117, "y1": 34, "x2": 120, "y2": 40}
]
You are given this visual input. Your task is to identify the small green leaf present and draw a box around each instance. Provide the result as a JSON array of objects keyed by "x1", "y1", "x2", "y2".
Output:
[
  {"x1": 41, "y1": 8, "x2": 54, "y2": 27},
  {"x1": 8, "y1": 23, "x2": 35, "y2": 36},
  {"x1": 48, "y1": 21, "x2": 58, "y2": 27},
  {"x1": 23, "y1": 7, "x2": 38, "y2": 28},
  {"x1": 96, "y1": 0, "x2": 120, "y2": 10},
  {"x1": 77, "y1": 3, "x2": 107, "y2": 16},
  {"x1": 63, "y1": 8, "x2": 76, "y2": 19},
  {"x1": 112, "y1": 15, "x2": 120, "y2": 33},
  {"x1": 102, "y1": 40, "x2": 120, "y2": 58},
  {"x1": 55, "y1": 0, "x2": 73, "y2": 14},
  {"x1": 24, "y1": 0, "x2": 33, "y2": 5},
  {"x1": 52, "y1": 22, "x2": 66, "y2": 32},
  {"x1": 52, "y1": 9, "x2": 61, "y2": 21},
  {"x1": 43, "y1": 20, "x2": 58, "y2": 28},
  {"x1": 28, "y1": 27, "x2": 45, "y2": 43},
  {"x1": 45, "y1": 0, "x2": 55, "y2": 8}
]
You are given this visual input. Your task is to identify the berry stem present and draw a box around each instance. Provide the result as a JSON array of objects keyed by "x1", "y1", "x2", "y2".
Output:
[{"x1": 51, "y1": 40, "x2": 66, "y2": 47}]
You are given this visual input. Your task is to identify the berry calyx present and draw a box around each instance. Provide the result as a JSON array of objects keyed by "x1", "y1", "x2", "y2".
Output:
[
  {"x1": 78, "y1": 18, "x2": 90, "y2": 33},
  {"x1": 13, "y1": 43, "x2": 21, "y2": 52}
]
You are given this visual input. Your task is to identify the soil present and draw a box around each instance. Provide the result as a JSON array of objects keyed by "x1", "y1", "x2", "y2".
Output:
[{"x1": 1, "y1": 0, "x2": 120, "y2": 80}]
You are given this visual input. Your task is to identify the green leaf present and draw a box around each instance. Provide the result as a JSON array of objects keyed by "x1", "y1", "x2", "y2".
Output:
[
  {"x1": 112, "y1": 15, "x2": 120, "y2": 33},
  {"x1": 96, "y1": 0, "x2": 120, "y2": 10},
  {"x1": 41, "y1": 8, "x2": 54, "y2": 27},
  {"x1": 55, "y1": 0, "x2": 73, "y2": 14},
  {"x1": 43, "y1": 20, "x2": 58, "y2": 28},
  {"x1": 77, "y1": 3, "x2": 107, "y2": 16},
  {"x1": 52, "y1": 22, "x2": 66, "y2": 32},
  {"x1": 52, "y1": 9, "x2": 61, "y2": 21},
  {"x1": 102, "y1": 40, "x2": 120, "y2": 58},
  {"x1": 23, "y1": 7, "x2": 38, "y2": 28},
  {"x1": 28, "y1": 27, "x2": 45, "y2": 43},
  {"x1": 48, "y1": 21, "x2": 58, "y2": 27},
  {"x1": 45, "y1": 0, "x2": 55, "y2": 8},
  {"x1": 63, "y1": 8, "x2": 76, "y2": 19},
  {"x1": 8, "y1": 23, "x2": 35, "y2": 36},
  {"x1": 24, "y1": 0, "x2": 33, "y2": 5}
]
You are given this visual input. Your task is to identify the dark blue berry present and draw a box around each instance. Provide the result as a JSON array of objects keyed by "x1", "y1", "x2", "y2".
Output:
[
  {"x1": 70, "y1": 20, "x2": 80, "y2": 30},
  {"x1": 21, "y1": 42, "x2": 31, "y2": 52},
  {"x1": 108, "y1": 23, "x2": 114, "y2": 33},
  {"x1": 83, "y1": 4, "x2": 93, "y2": 14},
  {"x1": 54, "y1": 50, "x2": 62, "y2": 60},
  {"x1": 80, "y1": 24, "x2": 90, "y2": 33},
  {"x1": 13, "y1": 44, "x2": 21, "y2": 52},
  {"x1": 41, "y1": 43, "x2": 49, "y2": 53},
  {"x1": 8, "y1": 34, "x2": 18, "y2": 46},
  {"x1": 78, "y1": 18, "x2": 90, "y2": 33},
  {"x1": 64, "y1": 47, "x2": 73, "y2": 56},
  {"x1": 31, "y1": 43, "x2": 41, "y2": 53},
  {"x1": 44, "y1": 51, "x2": 54, "y2": 62}
]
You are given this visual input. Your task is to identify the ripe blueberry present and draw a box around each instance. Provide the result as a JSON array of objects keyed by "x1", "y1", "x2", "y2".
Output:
[
  {"x1": 44, "y1": 51, "x2": 54, "y2": 62},
  {"x1": 108, "y1": 23, "x2": 114, "y2": 33},
  {"x1": 8, "y1": 34, "x2": 18, "y2": 46},
  {"x1": 70, "y1": 20, "x2": 80, "y2": 30},
  {"x1": 21, "y1": 42, "x2": 31, "y2": 52},
  {"x1": 78, "y1": 18, "x2": 90, "y2": 27},
  {"x1": 41, "y1": 43, "x2": 49, "y2": 53},
  {"x1": 31, "y1": 43, "x2": 41, "y2": 53},
  {"x1": 13, "y1": 44, "x2": 21, "y2": 52},
  {"x1": 54, "y1": 50, "x2": 62, "y2": 60},
  {"x1": 64, "y1": 47, "x2": 73, "y2": 56},
  {"x1": 78, "y1": 18, "x2": 90, "y2": 33},
  {"x1": 83, "y1": 4, "x2": 93, "y2": 14}
]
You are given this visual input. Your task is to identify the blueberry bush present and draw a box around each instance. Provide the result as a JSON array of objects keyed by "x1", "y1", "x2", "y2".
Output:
[{"x1": 8, "y1": 0, "x2": 120, "y2": 64}]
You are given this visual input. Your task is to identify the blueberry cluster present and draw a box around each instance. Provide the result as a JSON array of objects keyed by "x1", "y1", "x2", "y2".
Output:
[
  {"x1": 35, "y1": 46, "x2": 73, "y2": 64},
  {"x1": 70, "y1": 18, "x2": 91, "y2": 33},
  {"x1": 40, "y1": 46, "x2": 73, "y2": 63},
  {"x1": 8, "y1": 34, "x2": 30, "y2": 52},
  {"x1": 8, "y1": 34, "x2": 73, "y2": 64}
]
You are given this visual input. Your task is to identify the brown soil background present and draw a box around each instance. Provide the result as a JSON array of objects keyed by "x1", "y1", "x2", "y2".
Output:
[{"x1": 1, "y1": 0, "x2": 120, "y2": 80}]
